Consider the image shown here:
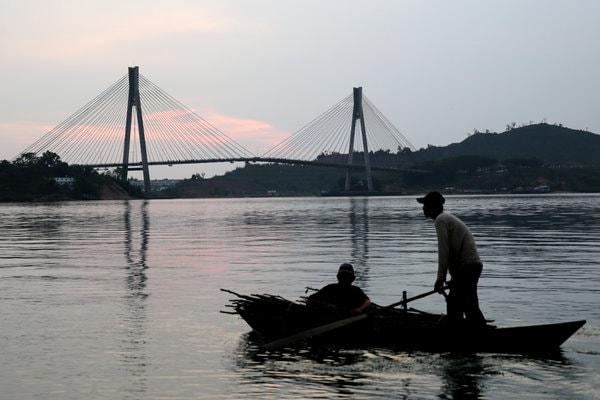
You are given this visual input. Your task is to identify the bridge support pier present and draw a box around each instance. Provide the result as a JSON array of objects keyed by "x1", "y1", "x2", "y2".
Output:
[
  {"x1": 345, "y1": 87, "x2": 373, "y2": 192},
  {"x1": 122, "y1": 66, "x2": 151, "y2": 194}
]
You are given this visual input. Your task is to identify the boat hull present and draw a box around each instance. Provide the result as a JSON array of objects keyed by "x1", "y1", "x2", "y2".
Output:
[
  {"x1": 222, "y1": 290, "x2": 586, "y2": 353},
  {"x1": 370, "y1": 318, "x2": 586, "y2": 353}
]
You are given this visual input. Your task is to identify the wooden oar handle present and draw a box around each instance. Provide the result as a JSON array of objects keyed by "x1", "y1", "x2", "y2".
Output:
[{"x1": 368, "y1": 286, "x2": 448, "y2": 317}]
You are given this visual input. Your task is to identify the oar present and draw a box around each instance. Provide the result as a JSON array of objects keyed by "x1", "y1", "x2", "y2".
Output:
[{"x1": 263, "y1": 287, "x2": 446, "y2": 350}]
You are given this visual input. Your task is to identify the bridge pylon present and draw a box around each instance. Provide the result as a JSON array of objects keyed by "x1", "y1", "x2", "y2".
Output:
[
  {"x1": 345, "y1": 87, "x2": 373, "y2": 191},
  {"x1": 122, "y1": 66, "x2": 151, "y2": 193}
]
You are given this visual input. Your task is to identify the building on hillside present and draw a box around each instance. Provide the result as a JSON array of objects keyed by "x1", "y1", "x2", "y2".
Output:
[{"x1": 54, "y1": 177, "x2": 76, "y2": 185}]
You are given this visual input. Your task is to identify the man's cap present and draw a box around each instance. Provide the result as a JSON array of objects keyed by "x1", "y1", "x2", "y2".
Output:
[
  {"x1": 337, "y1": 263, "x2": 355, "y2": 275},
  {"x1": 416, "y1": 191, "x2": 445, "y2": 205}
]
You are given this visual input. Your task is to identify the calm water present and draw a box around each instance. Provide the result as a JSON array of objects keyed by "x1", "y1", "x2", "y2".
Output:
[{"x1": 0, "y1": 195, "x2": 598, "y2": 399}]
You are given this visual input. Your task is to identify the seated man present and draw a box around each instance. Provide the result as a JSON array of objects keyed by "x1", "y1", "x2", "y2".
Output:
[{"x1": 306, "y1": 263, "x2": 371, "y2": 315}]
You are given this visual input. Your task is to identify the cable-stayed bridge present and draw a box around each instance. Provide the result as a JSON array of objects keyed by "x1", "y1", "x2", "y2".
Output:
[{"x1": 18, "y1": 67, "x2": 416, "y2": 193}]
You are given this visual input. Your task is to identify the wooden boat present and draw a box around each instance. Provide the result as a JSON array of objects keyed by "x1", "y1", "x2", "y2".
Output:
[{"x1": 221, "y1": 289, "x2": 586, "y2": 353}]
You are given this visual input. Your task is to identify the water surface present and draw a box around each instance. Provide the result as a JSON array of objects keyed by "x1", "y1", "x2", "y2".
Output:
[{"x1": 0, "y1": 195, "x2": 598, "y2": 399}]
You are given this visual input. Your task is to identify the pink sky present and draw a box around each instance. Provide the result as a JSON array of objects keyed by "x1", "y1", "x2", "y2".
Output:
[{"x1": 2, "y1": 1, "x2": 600, "y2": 178}]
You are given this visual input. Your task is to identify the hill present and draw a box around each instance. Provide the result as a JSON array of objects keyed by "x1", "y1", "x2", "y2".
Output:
[
  {"x1": 166, "y1": 123, "x2": 600, "y2": 196},
  {"x1": 407, "y1": 123, "x2": 600, "y2": 166}
]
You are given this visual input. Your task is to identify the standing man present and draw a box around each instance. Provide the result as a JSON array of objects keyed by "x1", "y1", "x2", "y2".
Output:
[{"x1": 417, "y1": 191, "x2": 486, "y2": 326}]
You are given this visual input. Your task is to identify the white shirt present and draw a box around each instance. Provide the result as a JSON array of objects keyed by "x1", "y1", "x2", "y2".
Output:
[{"x1": 434, "y1": 212, "x2": 481, "y2": 280}]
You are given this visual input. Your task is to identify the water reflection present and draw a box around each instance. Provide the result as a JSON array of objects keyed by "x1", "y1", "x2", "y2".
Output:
[
  {"x1": 233, "y1": 333, "x2": 372, "y2": 397},
  {"x1": 17, "y1": 203, "x2": 66, "y2": 238},
  {"x1": 438, "y1": 353, "x2": 486, "y2": 399},
  {"x1": 348, "y1": 198, "x2": 370, "y2": 283},
  {"x1": 231, "y1": 333, "x2": 493, "y2": 398},
  {"x1": 120, "y1": 200, "x2": 150, "y2": 397},
  {"x1": 124, "y1": 200, "x2": 149, "y2": 295},
  {"x1": 231, "y1": 331, "x2": 582, "y2": 400}
]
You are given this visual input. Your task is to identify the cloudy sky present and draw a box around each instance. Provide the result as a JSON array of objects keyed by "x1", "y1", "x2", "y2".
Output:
[{"x1": 2, "y1": 0, "x2": 599, "y2": 178}]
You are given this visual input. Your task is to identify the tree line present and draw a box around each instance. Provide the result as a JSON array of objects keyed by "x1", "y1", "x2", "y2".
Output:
[{"x1": 0, "y1": 152, "x2": 141, "y2": 201}]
